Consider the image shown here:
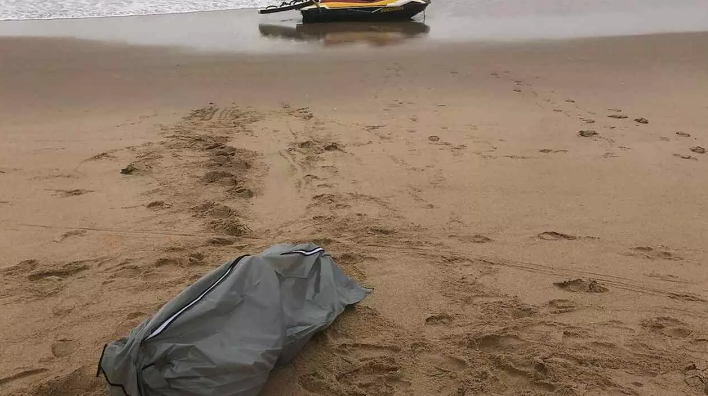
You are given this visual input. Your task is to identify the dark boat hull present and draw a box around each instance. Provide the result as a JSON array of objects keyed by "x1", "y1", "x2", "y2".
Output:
[{"x1": 301, "y1": 1, "x2": 428, "y2": 23}]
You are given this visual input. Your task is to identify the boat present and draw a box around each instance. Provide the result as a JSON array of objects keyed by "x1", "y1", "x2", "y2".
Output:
[
  {"x1": 259, "y1": 0, "x2": 430, "y2": 24},
  {"x1": 259, "y1": 21, "x2": 430, "y2": 46}
]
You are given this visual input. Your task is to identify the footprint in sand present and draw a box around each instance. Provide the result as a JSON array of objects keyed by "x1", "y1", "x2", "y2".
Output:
[
  {"x1": 55, "y1": 189, "x2": 92, "y2": 197},
  {"x1": 628, "y1": 246, "x2": 681, "y2": 261},
  {"x1": 546, "y1": 299, "x2": 578, "y2": 314},
  {"x1": 674, "y1": 154, "x2": 698, "y2": 161},
  {"x1": 554, "y1": 279, "x2": 608, "y2": 293},
  {"x1": 683, "y1": 364, "x2": 708, "y2": 393},
  {"x1": 466, "y1": 234, "x2": 493, "y2": 243},
  {"x1": 641, "y1": 317, "x2": 693, "y2": 338},
  {"x1": 51, "y1": 339, "x2": 79, "y2": 358},
  {"x1": 538, "y1": 231, "x2": 577, "y2": 241},
  {"x1": 30, "y1": 366, "x2": 104, "y2": 396},
  {"x1": 676, "y1": 131, "x2": 692, "y2": 138},
  {"x1": 668, "y1": 293, "x2": 706, "y2": 303},
  {"x1": 206, "y1": 237, "x2": 236, "y2": 246},
  {"x1": 26, "y1": 261, "x2": 90, "y2": 281},
  {"x1": 86, "y1": 152, "x2": 116, "y2": 161},
  {"x1": 300, "y1": 343, "x2": 407, "y2": 396},
  {"x1": 153, "y1": 256, "x2": 190, "y2": 268},
  {"x1": 690, "y1": 146, "x2": 706, "y2": 154},
  {"x1": 472, "y1": 333, "x2": 526, "y2": 350},
  {"x1": 202, "y1": 170, "x2": 237, "y2": 184},
  {"x1": 578, "y1": 130, "x2": 598, "y2": 137},
  {"x1": 634, "y1": 118, "x2": 649, "y2": 124},
  {"x1": 607, "y1": 114, "x2": 628, "y2": 119},
  {"x1": 422, "y1": 352, "x2": 468, "y2": 384},
  {"x1": 146, "y1": 200, "x2": 171, "y2": 210},
  {"x1": 0, "y1": 368, "x2": 49, "y2": 387},
  {"x1": 120, "y1": 163, "x2": 141, "y2": 175},
  {"x1": 53, "y1": 230, "x2": 87, "y2": 243},
  {"x1": 425, "y1": 313, "x2": 453, "y2": 325}
]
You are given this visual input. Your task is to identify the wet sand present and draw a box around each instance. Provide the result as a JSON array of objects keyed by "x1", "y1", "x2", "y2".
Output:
[{"x1": 2, "y1": 27, "x2": 708, "y2": 396}]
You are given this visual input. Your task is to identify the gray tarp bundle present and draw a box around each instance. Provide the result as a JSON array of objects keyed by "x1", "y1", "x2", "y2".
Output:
[{"x1": 97, "y1": 244, "x2": 370, "y2": 396}]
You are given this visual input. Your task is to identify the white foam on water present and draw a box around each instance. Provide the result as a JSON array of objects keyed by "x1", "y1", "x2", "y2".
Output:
[{"x1": 0, "y1": 0, "x2": 274, "y2": 20}]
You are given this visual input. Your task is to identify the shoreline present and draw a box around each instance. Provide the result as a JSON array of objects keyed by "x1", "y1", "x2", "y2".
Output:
[
  {"x1": 1, "y1": 1, "x2": 708, "y2": 53},
  {"x1": 2, "y1": 19, "x2": 708, "y2": 396}
]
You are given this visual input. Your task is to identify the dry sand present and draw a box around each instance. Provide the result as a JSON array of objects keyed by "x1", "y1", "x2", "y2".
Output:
[{"x1": 1, "y1": 31, "x2": 708, "y2": 396}]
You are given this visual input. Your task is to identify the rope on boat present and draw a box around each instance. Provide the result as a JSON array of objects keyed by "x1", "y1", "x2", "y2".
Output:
[{"x1": 263, "y1": 0, "x2": 310, "y2": 10}]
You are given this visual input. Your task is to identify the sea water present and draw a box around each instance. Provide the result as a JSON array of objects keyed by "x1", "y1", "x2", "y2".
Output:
[
  {"x1": 3, "y1": 0, "x2": 708, "y2": 22},
  {"x1": 0, "y1": 0, "x2": 273, "y2": 20},
  {"x1": 0, "y1": 0, "x2": 707, "y2": 53}
]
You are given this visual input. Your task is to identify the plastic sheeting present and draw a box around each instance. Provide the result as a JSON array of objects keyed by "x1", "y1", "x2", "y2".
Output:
[{"x1": 97, "y1": 244, "x2": 370, "y2": 396}]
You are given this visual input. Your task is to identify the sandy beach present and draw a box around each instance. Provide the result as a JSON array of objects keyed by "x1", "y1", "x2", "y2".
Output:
[{"x1": 2, "y1": 12, "x2": 708, "y2": 396}]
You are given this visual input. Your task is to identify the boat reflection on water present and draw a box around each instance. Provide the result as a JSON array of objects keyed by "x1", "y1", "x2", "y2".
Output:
[{"x1": 258, "y1": 21, "x2": 430, "y2": 47}]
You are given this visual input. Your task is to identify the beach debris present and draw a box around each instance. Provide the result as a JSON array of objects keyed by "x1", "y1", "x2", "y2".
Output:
[
  {"x1": 97, "y1": 244, "x2": 369, "y2": 396},
  {"x1": 690, "y1": 146, "x2": 706, "y2": 154},
  {"x1": 538, "y1": 231, "x2": 577, "y2": 241},
  {"x1": 674, "y1": 154, "x2": 698, "y2": 161},
  {"x1": 634, "y1": 117, "x2": 649, "y2": 124},
  {"x1": 607, "y1": 114, "x2": 628, "y2": 119},
  {"x1": 578, "y1": 130, "x2": 598, "y2": 137},
  {"x1": 120, "y1": 163, "x2": 138, "y2": 175},
  {"x1": 554, "y1": 278, "x2": 608, "y2": 293},
  {"x1": 676, "y1": 131, "x2": 691, "y2": 138},
  {"x1": 428, "y1": 135, "x2": 441, "y2": 142}
]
